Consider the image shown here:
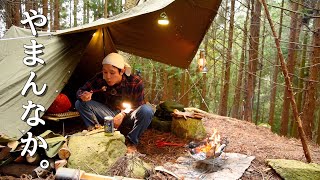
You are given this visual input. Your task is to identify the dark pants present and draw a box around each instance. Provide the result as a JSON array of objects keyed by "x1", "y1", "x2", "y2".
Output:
[{"x1": 75, "y1": 100, "x2": 154, "y2": 144}]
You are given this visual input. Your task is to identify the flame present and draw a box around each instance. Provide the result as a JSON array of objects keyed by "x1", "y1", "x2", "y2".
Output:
[
  {"x1": 194, "y1": 129, "x2": 221, "y2": 157},
  {"x1": 122, "y1": 102, "x2": 132, "y2": 113}
]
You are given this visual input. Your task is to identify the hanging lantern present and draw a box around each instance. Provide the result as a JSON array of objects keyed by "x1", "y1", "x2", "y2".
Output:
[
  {"x1": 197, "y1": 50, "x2": 207, "y2": 73},
  {"x1": 158, "y1": 12, "x2": 169, "y2": 25}
]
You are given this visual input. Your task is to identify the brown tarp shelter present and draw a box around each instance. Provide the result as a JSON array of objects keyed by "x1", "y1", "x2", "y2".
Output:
[{"x1": 0, "y1": 0, "x2": 221, "y2": 140}]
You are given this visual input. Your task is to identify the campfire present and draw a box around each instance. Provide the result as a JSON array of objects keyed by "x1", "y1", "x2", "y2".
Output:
[{"x1": 189, "y1": 129, "x2": 228, "y2": 163}]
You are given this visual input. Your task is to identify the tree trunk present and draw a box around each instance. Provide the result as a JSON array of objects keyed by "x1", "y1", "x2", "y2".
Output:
[
  {"x1": 12, "y1": 0, "x2": 21, "y2": 27},
  {"x1": 73, "y1": 0, "x2": 78, "y2": 27},
  {"x1": 104, "y1": 0, "x2": 108, "y2": 18},
  {"x1": 26, "y1": 0, "x2": 32, "y2": 12},
  {"x1": 53, "y1": 0, "x2": 60, "y2": 30},
  {"x1": 5, "y1": 1, "x2": 12, "y2": 29},
  {"x1": 218, "y1": 0, "x2": 235, "y2": 116},
  {"x1": 269, "y1": 0, "x2": 284, "y2": 129},
  {"x1": 218, "y1": 0, "x2": 228, "y2": 115},
  {"x1": 255, "y1": 14, "x2": 266, "y2": 124},
  {"x1": 42, "y1": 0, "x2": 48, "y2": 30},
  {"x1": 143, "y1": 59, "x2": 150, "y2": 102},
  {"x1": 167, "y1": 68, "x2": 174, "y2": 101},
  {"x1": 161, "y1": 66, "x2": 168, "y2": 101},
  {"x1": 182, "y1": 70, "x2": 189, "y2": 107},
  {"x1": 33, "y1": 0, "x2": 38, "y2": 11},
  {"x1": 83, "y1": 0, "x2": 87, "y2": 24},
  {"x1": 280, "y1": 1, "x2": 301, "y2": 136},
  {"x1": 98, "y1": 0, "x2": 102, "y2": 19},
  {"x1": 317, "y1": 108, "x2": 320, "y2": 144},
  {"x1": 210, "y1": 24, "x2": 217, "y2": 111},
  {"x1": 261, "y1": 0, "x2": 312, "y2": 163},
  {"x1": 293, "y1": 27, "x2": 309, "y2": 137},
  {"x1": 244, "y1": 0, "x2": 262, "y2": 122},
  {"x1": 231, "y1": 0, "x2": 249, "y2": 119},
  {"x1": 301, "y1": 6, "x2": 320, "y2": 140},
  {"x1": 200, "y1": 73, "x2": 207, "y2": 111},
  {"x1": 151, "y1": 65, "x2": 157, "y2": 104},
  {"x1": 50, "y1": 0, "x2": 54, "y2": 30},
  {"x1": 69, "y1": 0, "x2": 72, "y2": 27},
  {"x1": 86, "y1": 0, "x2": 89, "y2": 23},
  {"x1": 180, "y1": 69, "x2": 186, "y2": 106}
]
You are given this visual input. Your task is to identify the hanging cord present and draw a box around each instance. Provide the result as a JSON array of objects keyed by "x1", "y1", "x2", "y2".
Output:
[
  {"x1": 184, "y1": 69, "x2": 210, "y2": 110},
  {"x1": 177, "y1": 53, "x2": 222, "y2": 107},
  {"x1": 177, "y1": 70, "x2": 203, "y2": 102}
]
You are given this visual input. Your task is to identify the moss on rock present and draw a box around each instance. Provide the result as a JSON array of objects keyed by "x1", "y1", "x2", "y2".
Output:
[
  {"x1": 171, "y1": 117, "x2": 206, "y2": 140},
  {"x1": 67, "y1": 131, "x2": 127, "y2": 175},
  {"x1": 267, "y1": 159, "x2": 320, "y2": 180}
]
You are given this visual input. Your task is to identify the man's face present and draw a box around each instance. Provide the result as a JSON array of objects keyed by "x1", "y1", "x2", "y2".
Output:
[{"x1": 102, "y1": 64, "x2": 124, "y2": 86}]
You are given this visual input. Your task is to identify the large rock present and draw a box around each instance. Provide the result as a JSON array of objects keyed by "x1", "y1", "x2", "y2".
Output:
[
  {"x1": 267, "y1": 159, "x2": 320, "y2": 180},
  {"x1": 171, "y1": 117, "x2": 206, "y2": 140},
  {"x1": 109, "y1": 153, "x2": 152, "y2": 179},
  {"x1": 67, "y1": 131, "x2": 127, "y2": 175},
  {"x1": 151, "y1": 116, "x2": 172, "y2": 132}
]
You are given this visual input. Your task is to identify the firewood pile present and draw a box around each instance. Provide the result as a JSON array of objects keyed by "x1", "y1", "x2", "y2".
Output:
[
  {"x1": 171, "y1": 108, "x2": 208, "y2": 119},
  {"x1": 0, "y1": 129, "x2": 105, "y2": 179}
]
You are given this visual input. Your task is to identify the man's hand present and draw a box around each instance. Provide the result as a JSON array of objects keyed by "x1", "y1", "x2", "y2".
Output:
[
  {"x1": 80, "y1": 91, "x2": 93, "y2": 102},
  {"x1": 114, "y1": 112, "x2": 125, "y2": 128}
]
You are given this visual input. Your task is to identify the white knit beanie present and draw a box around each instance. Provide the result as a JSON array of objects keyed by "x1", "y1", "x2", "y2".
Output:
[{"x1": 102, "y1": 53, "x2": 131, "y2": 76}]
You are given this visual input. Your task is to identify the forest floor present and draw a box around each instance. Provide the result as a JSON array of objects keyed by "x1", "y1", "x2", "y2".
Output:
[
  {"x1": 137, "y1": 113, "x2": 320, "y2": 180},
  {"x1": 1, "y1": 113, "x2": 320, "y2": 179}
]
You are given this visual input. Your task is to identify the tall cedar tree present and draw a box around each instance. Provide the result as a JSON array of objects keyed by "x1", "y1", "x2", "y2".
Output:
[
  {"x1": 200, "y1": 35, "x2": 209, "y2": 111},
  {"x1": 231, "y1": 0, "x2": 249, "y2": 119},
  {"x1": 161, "y1": 67, "x2": 168, "y2": 101},
  {"x1": 294, "y1": 25, "x2": 309, "y2": 137},
  {"x1": 151, "y1": 65, "x2": 157, "y2": 103},
  {"x1": 244, "y1": 0, "x2": 262, "y2": 122},
  {"x1": 53, "y1": 0, "x2": 60, "y2": 30},
  {"x1": 210, "y1": 24, "x2": 218, "y2": 111},
  {"x1": 261, "y1": 0, "x2": 312, "y2": 162},
  {"x1": 280, "y1": 1, "x2": 301, "y2": 136},
  {"x1": 302, "y1": 5, "x2": 320, "y2": 139},
  {"x1": 180, "y1": 69, "x2": 186, "y2": 106},
  {"x1": 42, "y1": 0, "x2": 48, "y2": 30},
  {"x1": 218, "y1": 0, "x2": 235, "y2": 116},
  {"x1": 269, "y1": 0, "x2": 284, "y2": 129},
  {"x1": 73, "y1": 0, "x2": 77, "y2": 27},
  {"x1": 104, "y1": 0, "x2": 108, "y2": 18},
  {"x1": 50, "y1": 0, "x2": 54, "y2": 30},
  {"x1": 317, "y1": 92, "x2": 320, "y2": 144},
  {"x1": 83, "y1": 0, "x2": 87, "y2": 24},
  {"x1": 13, "y1": 0, "x2": 21, "y2": 27},
  {"x1": 5, "y1": 2, "x2": 12, "y2": 29},
  {"x1": 255, "y1": 15, "x2": 267, "y2": 124},
  {"x1": 182, "y1": 70, "x2": 190, "y2": 107},
  {"x1": 218, "y1": 0, "x2": 228, "y2": 113}
]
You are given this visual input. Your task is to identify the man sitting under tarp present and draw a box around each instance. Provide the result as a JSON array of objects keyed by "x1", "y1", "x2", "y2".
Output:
[{"x1": 75, "y1": 53, "x2": 154, "y2": 152}]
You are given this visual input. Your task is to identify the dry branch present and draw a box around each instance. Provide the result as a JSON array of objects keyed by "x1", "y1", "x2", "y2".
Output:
[{"x1": 260, "y1": 0, "x2": 312, "y2": 163}]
